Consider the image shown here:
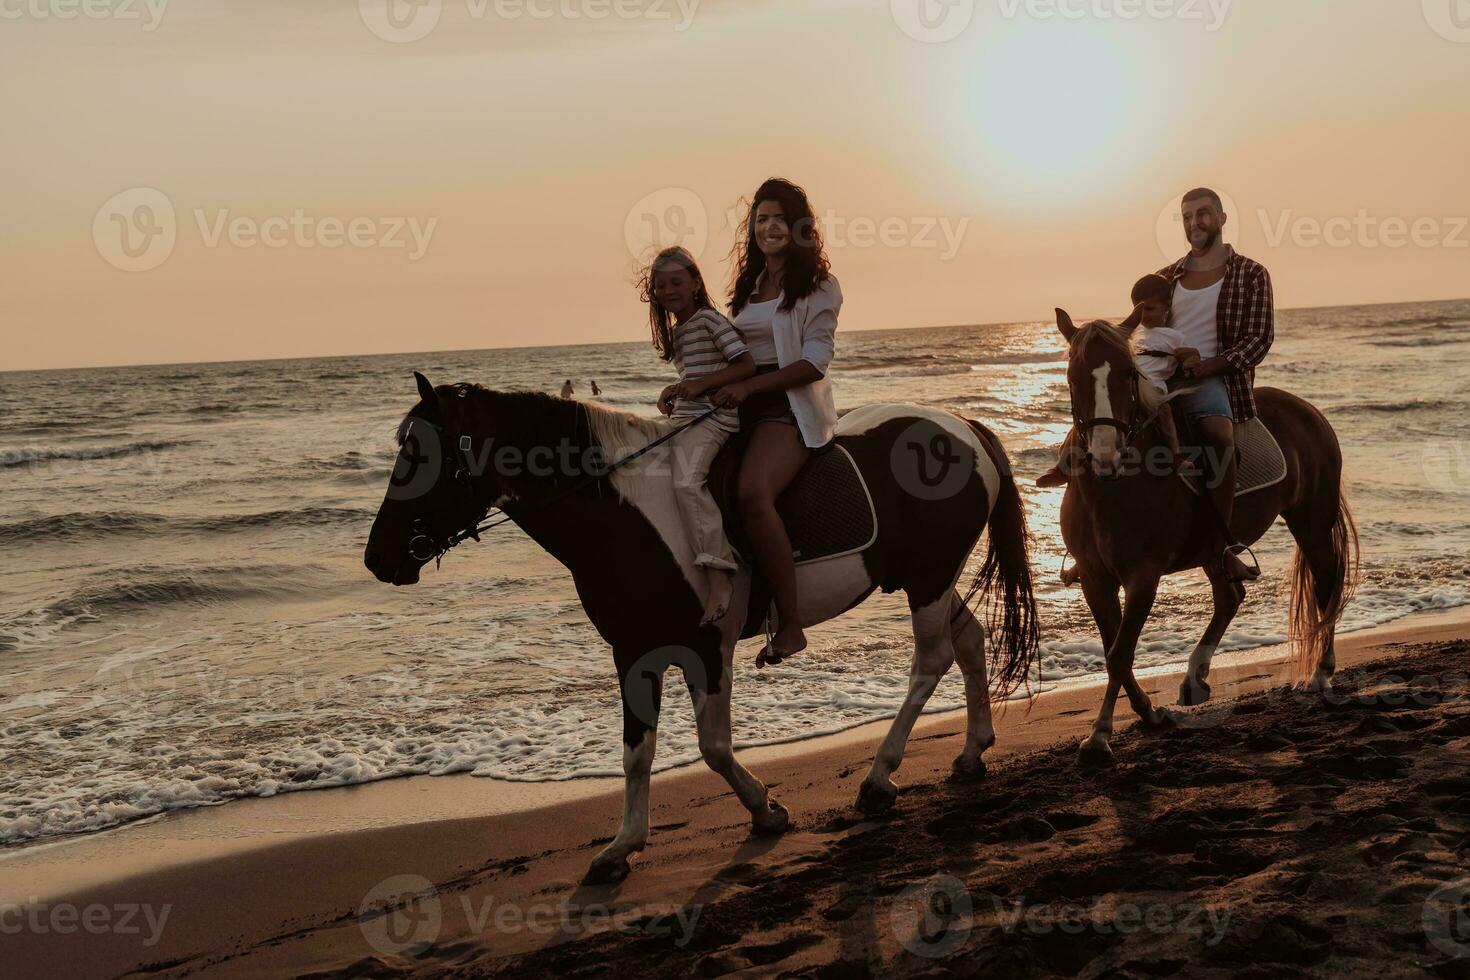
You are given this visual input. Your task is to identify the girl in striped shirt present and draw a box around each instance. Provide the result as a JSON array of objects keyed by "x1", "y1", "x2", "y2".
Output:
[{"x1": 643, "y1": 246, "x2": 757, "y2": 625}]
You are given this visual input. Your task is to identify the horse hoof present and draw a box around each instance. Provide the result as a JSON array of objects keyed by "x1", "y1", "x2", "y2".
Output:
[
  {"x1": 583, "y1": 854, "x2": 631, "y2": 885},
  {"x1": 1298, "y1": 673, "x2": 1334, "y2": 696},
  {"x1": 1138, "y1": 709, "x2": 1178, "y2": 733},
  {"x1": 753, "y1": 800, "x2": 789, "y2": 836},
  {"x1": 1077, "y1": 740, "x2": 1115, "y2": 769},
  {"x1": 856, "y1": 780, "x2": 898, "y2": 816},
  {"x1": 950, "y1": 756, "x2": 987, "y2": 782},
  {"x1": 1178, "y1": 680, "x2": 1212, "y2": 707}
]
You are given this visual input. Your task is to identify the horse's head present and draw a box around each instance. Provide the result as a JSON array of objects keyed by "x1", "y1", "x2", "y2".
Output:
[
  {"x1": 364, "y1": 372, "x2": 504, "y2": 586},
  {"x1": 1056, "y1": 307, "x2": 1143, "y2": 479}
]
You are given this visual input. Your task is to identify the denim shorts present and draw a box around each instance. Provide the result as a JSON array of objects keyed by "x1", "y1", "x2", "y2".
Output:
[{"x1": 1170, "y1": 375, "x2": 1234, "y2": 421}]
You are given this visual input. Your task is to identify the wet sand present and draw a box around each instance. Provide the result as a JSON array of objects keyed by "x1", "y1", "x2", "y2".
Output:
[{"x1": 4, "y1": 608, "x2": 1469, "y2": 978}]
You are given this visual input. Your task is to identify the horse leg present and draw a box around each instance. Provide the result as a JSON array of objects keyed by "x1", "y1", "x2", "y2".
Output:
[
  {"x1": 1080, "y1": 573, "x2": 1169, "y2": 765},
  {"x1": 1179, "y1": 565, "x2": 1245, "y2": 706},
  {"x1": 687, "y1": 626, "x2": 789, "y2": 836},
  {"x1": 858, "y1": 592, "x2": 957, "y2": 814},
  {"x1": 949, "y1": 596, "x2": 994, "y2": 780},
  {"x1": 586, "y1": 661, "x2": 662, "y2": 884},
  {"x1": 1077, "y1": 571, "x2": 1121, "y2": 765}
]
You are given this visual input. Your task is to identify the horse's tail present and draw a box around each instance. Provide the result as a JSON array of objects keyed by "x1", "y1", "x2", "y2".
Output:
[
  {"x1": 1288, "y1": 487, "x2": 1360, "y2": 682},
  {"x1": 962, "y1": 419, "x2": 1041, "y2": 699}
]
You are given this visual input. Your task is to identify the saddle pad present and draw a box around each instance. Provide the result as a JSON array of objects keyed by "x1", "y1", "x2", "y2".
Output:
[
  {"x1": 1180, "y1": 417, "x2": 1287, "y2": 498},
  {"x1": 761, "y1": 444, "x2": 878, "y2": 567}
]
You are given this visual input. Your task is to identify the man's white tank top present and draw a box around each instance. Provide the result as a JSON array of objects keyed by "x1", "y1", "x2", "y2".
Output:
[{"x1": 1170, "y1": 278, "x2": 1223, "y2": 359}]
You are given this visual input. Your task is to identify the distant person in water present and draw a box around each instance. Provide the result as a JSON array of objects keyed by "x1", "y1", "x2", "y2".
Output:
[
  {"x1": 712, "y1": 177, "x2": 842, "y2": 665},
  {"x1": 590, "y1": 380, "x2": 602, "y2": 397},
  {"x1": 645, "y1": 246, "x2": 756, "y2": 625},
  {"x1": 560, "y1": 379, "x2": 574, "y2": 399}
]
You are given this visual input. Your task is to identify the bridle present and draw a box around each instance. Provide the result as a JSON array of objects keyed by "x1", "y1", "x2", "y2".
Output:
[
  {"x1": 1068, "y1": 347, "x2": 1176, "y2": 461},
  {"x1": 402, "y1": 406, "x2": 721, "y2": 567},
  {"x1": 402, "y1": 419, "x2": 509, "y2": 564}
]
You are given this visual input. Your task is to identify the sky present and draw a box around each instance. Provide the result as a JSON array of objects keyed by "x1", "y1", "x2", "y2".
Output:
[{"x1": 3, "y1": 0, "x2": 1469, "y2": 371}]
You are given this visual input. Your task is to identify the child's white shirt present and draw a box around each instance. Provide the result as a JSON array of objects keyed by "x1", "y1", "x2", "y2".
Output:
[{"x1": 1131, "y1": 325, "x2": 1185, "y2": 394}]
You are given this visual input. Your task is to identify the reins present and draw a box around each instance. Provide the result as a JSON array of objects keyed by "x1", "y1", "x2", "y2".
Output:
[{"x1": 407, "y1": 405, "x2": 722, "y2": 566}]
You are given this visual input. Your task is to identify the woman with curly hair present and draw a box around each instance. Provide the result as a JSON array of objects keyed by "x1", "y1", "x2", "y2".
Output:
[{"x1": 713, "y1": 177, "x2": 843, "y2": 664}]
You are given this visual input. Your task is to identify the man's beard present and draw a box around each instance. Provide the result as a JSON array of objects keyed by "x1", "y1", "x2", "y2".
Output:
[{"x1": 1190, "y1": 227, "x2": 1222, "y2": 252}]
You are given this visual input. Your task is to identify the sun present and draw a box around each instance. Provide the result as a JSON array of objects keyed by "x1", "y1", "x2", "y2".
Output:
[{"x1": 966, "y1": 22, "x2": 1140, "y2": 190}]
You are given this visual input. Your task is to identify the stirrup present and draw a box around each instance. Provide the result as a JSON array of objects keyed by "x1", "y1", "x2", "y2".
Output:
[{"x1": 756, "y1": 611, "x2": 783, "y2": 669}]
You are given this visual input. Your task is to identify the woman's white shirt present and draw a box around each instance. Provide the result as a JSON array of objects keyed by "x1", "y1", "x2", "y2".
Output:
[
  {"x1": 746, "y1": 273, "x2": 842, "y2": 448},
  {"x1": 733, "y1": 297, "x2": 781, "y2": 366}
]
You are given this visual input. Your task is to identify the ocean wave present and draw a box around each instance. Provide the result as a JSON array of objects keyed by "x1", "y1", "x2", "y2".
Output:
[
  {"x1": 1369, "y1": 336, "x2": 1468, "y2": 349},
  {"x1": 0, "y1": 440, "x2": 187, "y2": 469},
  {"x1": 305, "y1": 452, "x2": 380, "y2": 472},
  {"x1": 0, "y1": 506, "x2": 373, "y2": 544},
  {"x1": 1332, "y1": 398, "x2": 1446, "y2": 414},
  {"x1": 44, "y1": 564, "x2": 330, "y2": 619}
]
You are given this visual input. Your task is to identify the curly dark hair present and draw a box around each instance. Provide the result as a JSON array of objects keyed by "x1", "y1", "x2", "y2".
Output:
[
  {"x1": 638, "y1": 246, "x2": 714, "y2": 362},
  {"x1": 728, "y1": 177, "x2": 832, "y2": 317}
]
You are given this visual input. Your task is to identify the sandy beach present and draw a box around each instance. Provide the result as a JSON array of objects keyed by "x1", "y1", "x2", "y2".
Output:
[{"x1": 5, "y1": 607, "x2": 1468, "y2": 978}]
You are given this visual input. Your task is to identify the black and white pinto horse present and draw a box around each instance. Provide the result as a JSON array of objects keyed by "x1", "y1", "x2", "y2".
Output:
[{"x1": 365, "y1": 374, "x2": 1039, "y2": 884}]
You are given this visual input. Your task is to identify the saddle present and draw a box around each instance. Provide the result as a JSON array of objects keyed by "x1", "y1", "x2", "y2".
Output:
[
  {"x1": 1176, "y1": 413, "x2": 1288, "y2": 498},
  {"x1": 707, "y1": 434, "x2": 878, "y2": 568}
]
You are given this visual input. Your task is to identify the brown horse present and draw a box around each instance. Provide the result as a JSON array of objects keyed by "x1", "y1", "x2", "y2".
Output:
[{"x1": 1055, "y1": 310, "x2": 1359, "y2": 766}]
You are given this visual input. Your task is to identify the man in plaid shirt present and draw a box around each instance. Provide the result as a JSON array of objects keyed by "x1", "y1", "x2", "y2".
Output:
[{"x1": 1157, "y1": 187, "x2": 1275, "y2": 583}]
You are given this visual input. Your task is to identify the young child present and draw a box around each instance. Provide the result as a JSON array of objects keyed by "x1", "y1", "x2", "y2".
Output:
[
  {"x1": 1126, "y1": 273, "x2": 1188, "y2": 468},
  {"x1": 642, "y1": 246, "x2": 757, "y2": 625},
  {"x1": 1038, "y1": 273, "x2": 1189, "y2": 490}
]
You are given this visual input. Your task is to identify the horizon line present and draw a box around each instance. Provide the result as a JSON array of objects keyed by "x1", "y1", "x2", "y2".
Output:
[{"x1": 8, "y1": 294, "x2": 1465, "y2": 376}]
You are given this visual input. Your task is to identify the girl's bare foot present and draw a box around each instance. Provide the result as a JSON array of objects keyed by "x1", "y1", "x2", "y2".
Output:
[
  {"x1": 771, "y1": 624, "x2": 807, "y2": 658},
  {"x1": 701, "y1": 570, "x2": 734, "y2": 626},
  {"x1": 758, "y1": 623, "x2": 808, "y2": 667},
  {"x1": 1036, "y1": 466, "x2": 1069, "y2": 488},
  {"x1": 1224, "y1": 550, "x2": 1260, "y2": 583}
]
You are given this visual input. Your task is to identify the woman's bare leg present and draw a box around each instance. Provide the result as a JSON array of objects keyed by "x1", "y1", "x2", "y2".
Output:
[{"x1": 737, "y1": 422, "x2": 811, "y2": 656}]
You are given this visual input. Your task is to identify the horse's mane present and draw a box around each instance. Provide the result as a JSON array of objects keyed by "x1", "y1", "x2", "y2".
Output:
[
  {"x1": 1068, "y1": 319, "x2": 1133, "y2": 364},
  {"x1": 582, "y1": 400, "x2": 667, "y2": 462}
]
